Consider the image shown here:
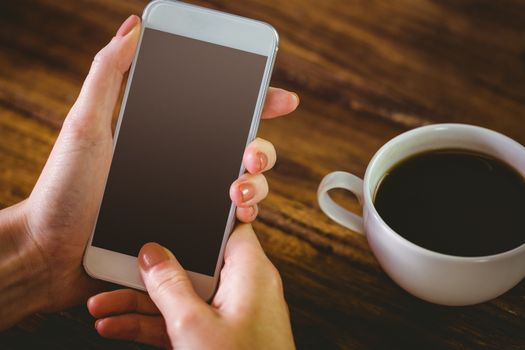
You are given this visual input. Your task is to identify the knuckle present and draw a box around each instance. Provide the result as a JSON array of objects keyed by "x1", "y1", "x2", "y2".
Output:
[
  {"x1": 62, "y1": 110, "x2": 111, "y2": 147},
  {"x1": 92, "y1": 40, "x2": 126, "y2": 76},
  {"x1": 173, "y1": 309, "x2": 200, "y2": 332},
  {"x1": 90, "y1": 52, "x2": 111, "y2": 78},
  {"x1": 265, "y1": 261, "x2": 284, "y2": 293},
  {"x1": 152, "y1": 267, "x2": 190, "y2": 296},
  {"x1": 62, "y1": 112, "x2": 90, "y2": 137},
  {"x1": 92, "y1": 46, "x2": 113, "y2": 72},
  {"x1": 93, "y1": 48, "x2": 106, "y2": 66},
  {"x1": 127, "y1": 290, "x2": 140, "y2": 311},
  {"x1": 257, "y1": 174, "x2": 269, "y2": 194}
]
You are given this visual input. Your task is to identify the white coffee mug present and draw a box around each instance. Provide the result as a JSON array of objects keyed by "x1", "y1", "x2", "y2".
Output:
[{"x1": 318, "y1": 123, "x2": 525, "y2": 306}]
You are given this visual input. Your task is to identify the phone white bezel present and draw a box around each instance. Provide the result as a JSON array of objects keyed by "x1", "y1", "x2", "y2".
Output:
[{"x1": 83, "y1": 0, "x2": 278, "y2": 301}]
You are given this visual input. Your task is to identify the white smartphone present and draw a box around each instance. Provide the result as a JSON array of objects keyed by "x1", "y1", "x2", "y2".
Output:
[{"x1": 83, "y1": 0, "x2": 278, "y2": 301}]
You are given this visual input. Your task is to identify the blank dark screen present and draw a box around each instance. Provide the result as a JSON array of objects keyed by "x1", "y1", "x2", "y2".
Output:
[{"x1": 92, "y1": 28, "x2": 267, "y2": 276}]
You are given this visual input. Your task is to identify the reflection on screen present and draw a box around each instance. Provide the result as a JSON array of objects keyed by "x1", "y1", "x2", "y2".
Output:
[{"x1": 92, "y1": 28, "x2": 267, "y2": 276}]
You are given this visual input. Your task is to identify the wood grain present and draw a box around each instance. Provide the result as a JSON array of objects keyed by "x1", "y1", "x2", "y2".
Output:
[{"x1": 0, "y1": 0, "x2": 524, "y2": 349}]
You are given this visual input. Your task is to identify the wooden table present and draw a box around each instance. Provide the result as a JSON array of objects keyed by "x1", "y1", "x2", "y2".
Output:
[{"x1": 1, "y1": 1, "x2": 524, "y2": 349}]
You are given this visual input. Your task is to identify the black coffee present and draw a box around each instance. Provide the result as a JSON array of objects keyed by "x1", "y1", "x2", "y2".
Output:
[{"x1": 374, "y1": 149, "x2": 525, "y2": 257}]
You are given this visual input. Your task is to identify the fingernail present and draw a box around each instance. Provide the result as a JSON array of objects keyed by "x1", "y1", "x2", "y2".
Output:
[
  {"x1": 94, "y1": 319, "x2": 100, "y2": 330},
  {"x1": 291, "y1": 92, "x2": 300, "y2": 106},
  {"x1": 238, "y1": 182, "x2": 255, "y2": 203},
  {"x1": 116, "y1": 15, "x2": 139, "y2": 38},
  {"x1": 257, "y1": 152, "x2": 268, "y2": 172},
  {"x1": 140, "y1": 243, "x2": 171, "y2": 271},
  {"x1": 248, "y1": 205, "x2": 256, "y2": 217}
]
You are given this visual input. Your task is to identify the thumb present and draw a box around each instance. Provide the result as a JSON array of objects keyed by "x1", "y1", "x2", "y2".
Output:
[
  {"x1": 63, "y1": 14, "x2": 141, "y2": 139},
  {"x1": 139, "y1": 243, "x2": 206, "y2": 325}
]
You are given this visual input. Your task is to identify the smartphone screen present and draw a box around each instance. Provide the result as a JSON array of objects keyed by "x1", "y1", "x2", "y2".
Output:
[{"x1": 91, "y1": 27, "x2": 267, "y2": 276}]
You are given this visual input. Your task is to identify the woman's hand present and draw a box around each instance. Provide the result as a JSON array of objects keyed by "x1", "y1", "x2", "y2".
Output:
[
  {"x1": 0, "y1": 14, "x2": 298, "y2": 329},
  {"x1": 88, "y1": 225, "x2": 295, "y2": 349}
]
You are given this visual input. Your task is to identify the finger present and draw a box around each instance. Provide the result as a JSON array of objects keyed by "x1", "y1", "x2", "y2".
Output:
[
  {"x1": 87, "y1": 289, "x2": 159, "y2": 318},
  {"x1": 236, "y1": 204, "x2": 258, "y2": 223},
  {"x1": 212, "y1": 225, "x2": 294, "y2": 348},
  {"x1": 63, "y1": 14, "x2": 141, "y2": 139},
  {"x1": 139, "y1": 243, "x2": 210, "y2": 326},
  {"x1": 223, "y1": 224, "x2": 267, "y2": 268},
  {"x1": 212, "y1": 224, "x2": 283, "y2": 311},
  {"x1": 229, "y1": 173, "x2": 268, "y2": 207},
  {"x1": 243, "y1": 138, "x2": 277, "y2": 174},
  {"x1": 261, "y1": 87, "x2": 299, "y2": 119},
  {"x1": 95, "y1": 314, "x2": 169, "y2": 349}
]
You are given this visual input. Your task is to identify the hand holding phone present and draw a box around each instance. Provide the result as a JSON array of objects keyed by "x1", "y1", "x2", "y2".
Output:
[
  {"x1": 0, "y1": 9, "x2": 297, "y2": 330},
  {"x1": 88, "y1": 225, "x2": 296, "y2": 349}
]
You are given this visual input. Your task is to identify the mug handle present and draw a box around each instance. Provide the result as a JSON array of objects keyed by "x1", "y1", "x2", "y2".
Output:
[{"x1": 317, "y1": 171, "x2": 365, "y2": 234}]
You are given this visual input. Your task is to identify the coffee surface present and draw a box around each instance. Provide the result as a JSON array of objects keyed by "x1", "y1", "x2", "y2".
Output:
[{"x1": 374, "y1": 149, "x2": 525, "y2": 256}]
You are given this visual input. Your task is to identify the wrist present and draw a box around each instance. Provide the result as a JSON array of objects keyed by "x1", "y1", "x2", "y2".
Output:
[{"x1": 0, "y1": 201, "x2": 49, "y2": 330}]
